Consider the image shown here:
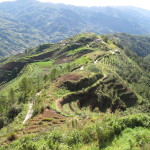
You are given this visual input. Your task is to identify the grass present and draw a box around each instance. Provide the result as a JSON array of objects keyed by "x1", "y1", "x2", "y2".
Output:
[
  {"x1": 72, "y1": 56, "x2": 92, "y2": 66},
  {"x1": 54, "y1": 88, "x2": 71, "y2": 98},
  {"x1": 0, "y1": 113, "x2": 149, "y2": 150},
  {"x1": 103, "y1": 127, "x2": 150, "y2": 150},
  {"x1": 35, "y1": 60, "x2": 54, "y2": 68}
]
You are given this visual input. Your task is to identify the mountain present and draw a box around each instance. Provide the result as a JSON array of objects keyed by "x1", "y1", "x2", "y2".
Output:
[
  {"x1": 0, "y1": 13, "x2": 49, "y2": 56},
  {"x1": 108, "y1": 33, "x2": 150, "y2": 57},
  {"x1": 0, "y1": 33, "x2": 149, "y2": 149},
  {"x1": 1, "y1": 0, "x2": 150, "y2": 56}
]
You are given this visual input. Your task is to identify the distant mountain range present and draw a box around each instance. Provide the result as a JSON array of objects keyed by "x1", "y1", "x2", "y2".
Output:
[{"x1": 1, "y1": 0, "x2": 150, "y2": 56}]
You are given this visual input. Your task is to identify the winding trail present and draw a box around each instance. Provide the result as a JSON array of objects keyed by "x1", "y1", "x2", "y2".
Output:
[
  {"x1": 80, "y1": 66, "x2": 84, "y2": 70},
  {"x1": 22, "y1": 100, "x2": 34, "y2": 124},
  {"x1": 56, "y1": 98, "x2": 63, "y2": 111},
  {"x1": 22, "y1": 92, "x2": 41, "y2": 124}
]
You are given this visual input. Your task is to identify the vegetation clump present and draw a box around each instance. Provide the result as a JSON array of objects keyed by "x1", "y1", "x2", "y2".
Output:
[
  {"x1": 42, "y1": 118, "x2": 54, "y2": 122},
  {"x1": 7, "y1": 132, "x2": 17, "y2": 142}
]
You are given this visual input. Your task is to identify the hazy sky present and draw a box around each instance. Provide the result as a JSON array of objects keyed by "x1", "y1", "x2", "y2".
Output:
[
  {"x1": 0, "y1": 0, "x2": 150, "y2": 10},
  {"x1": 0, "y1": 0, "x2": 15, "y2": 2}
]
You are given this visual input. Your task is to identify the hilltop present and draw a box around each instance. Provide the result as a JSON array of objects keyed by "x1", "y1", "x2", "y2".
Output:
[
  {"x1": 1, "y1": 0, "x2": 150, "y2": 56},
  {"x1": 0, "y1": 33, "x2": 149, "y2": 149}
]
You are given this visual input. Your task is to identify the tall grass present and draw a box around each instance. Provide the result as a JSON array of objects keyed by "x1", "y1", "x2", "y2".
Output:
[{"x1": 1, "y1": 113, "x2": 149, "y2": 150}]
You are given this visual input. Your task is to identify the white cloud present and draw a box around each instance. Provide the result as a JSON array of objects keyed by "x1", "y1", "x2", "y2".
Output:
[
  {"x1": 0, "y1": 0, "x2": 149, "y2": 10},
  {"x1": 38, "y1": 0, "x2": 150, "y2": 10},
  {"x1": 0, "y1": 0, "x2": 15, "y2": 2}
]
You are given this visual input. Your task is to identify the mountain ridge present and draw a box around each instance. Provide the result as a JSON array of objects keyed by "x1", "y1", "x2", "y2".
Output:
[{"x1": 1, "y1": 0, "x2": 150, "y2": 56}]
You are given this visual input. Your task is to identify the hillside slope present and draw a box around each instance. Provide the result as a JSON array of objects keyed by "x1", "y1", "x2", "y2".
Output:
[
  {"x1": 0, "y1": 33, "x2": 149, "y2": 149},
  {"x1": 108, "y1": 33, "x2": 150, "y2": 57},
  {"x1": 1, "y1": 0, "x2": 150, "y2": 56}
]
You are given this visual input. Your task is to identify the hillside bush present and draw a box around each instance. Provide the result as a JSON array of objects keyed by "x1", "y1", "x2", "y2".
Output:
[
  {"x1": 1, "y1": 113, "x2": 149, "y2": 150},
  {"x1": 7, "y1": 106, "x2": 22, "y2": 120},
  {"x1": 7, "y1": 132, "x2": 17, "y2": 142},
  {"x1": 0, "y1": 118, "x2": 4, "y2": 129},
  {"x1": 42, "y1": 118, "x2": 54, "y2": 122},
  {"x1": 87, "y1": 65, "x2": 100, "y2": 73}
]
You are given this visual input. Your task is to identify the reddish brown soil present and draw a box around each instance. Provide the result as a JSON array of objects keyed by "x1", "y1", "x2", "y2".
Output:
[
  {"x1": 28, "y1": 51, "x2": 54, "y2": 62},
  {"x1": 0, "y1": 109, "x2": 68, "y2": 146},
  {"x1": 68, "y1": 103, "x2": 74, "y2": 112},
  {"x1": 0, "y1": 51, "x2": 54, "y2": 72},
  {"x1": 56, "y1": 74, "x2": 137, "y2": 114},
  {"x1": 0, "y1": 62, "x2": 26, "y2": 71},
  {"x1": 57, "y1": 73, "x2": 83, "y2": 83},
  {"x1": 56, "y1": 98, "x2": 64, "y2": 111},
  {"x1": 54, "y1": 57, "x2": 72, "y2": 64},
  {"x1": 23, "y1": 109, "x2": 66, "y2": 133},
  {"x1": 38, "y1": 109, "x2": 65, "y2": 119}
]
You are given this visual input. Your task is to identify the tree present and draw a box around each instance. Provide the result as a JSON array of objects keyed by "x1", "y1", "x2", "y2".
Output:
[
  {"x1": 19, "y1": 77, "x2": 30, "y2": 100},
  {"x1": 101, "y1": 35, "x2": 108, "y2": 43},
  {"x1": 50, "y1": 67, "x2": 57, "y2": 81},
  {"x1": 7, "y1": 106, "x2": 21, "y2": 120},
  {"x1": 37, "y1": 75, "x2": 40, "y2": 92},
  {"x1": 43, "y1": 74, "x2": 48, "y2": 84},
  {"x1": 9, "y1": 88, "x2": 15, "y2": 104},
  {"x1": 66, "y1": 64, "x2": 71, "y2": 72},
  {"x1": 0, "y1": 118, "x2": 4, "y2": 129}
]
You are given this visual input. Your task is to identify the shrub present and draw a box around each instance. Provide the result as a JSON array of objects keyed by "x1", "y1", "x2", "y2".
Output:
[
  {"x1": 87, "y1": 65, "x2": 100, "y2": 73},
  {"x1": 38, "y1": 121, "x2": 43, "y2": 125},
  {"x1": 22, "y1": 142, "x2": 37, "y2": 150},
  {"x1": 7, "y1": 106, "x2": 21, "y2": 120},
  {"x1": 47, "y1": 140, "x2": 59, "y2": 150},
  {"x1": 59, "y1": 119, "x2": 66, "y2": 122},
  {"x1": 81, "y1": 126, "x2": 94, "y2": 144},
  {"x1": 17, "y1": 137, "x2": 37, "y2": 150},
  {"x1": 42, "y1": 118, "x2": 54, "y2": 122},
  {"x1": 7, "y1": 132, "x2": 17, "y2": 141},
  {"x1": 0, "y1": 118, "x2": 4, "y2": 129},
  {"x1": 101, "y1": 35, "x2": 108, "y2": 43},
  {"x1": 71, "y1": 119, "x2": 78, "y2": 128},
  {"x1": 65, "y1": 130, "x2": 81, "y2": 146}
]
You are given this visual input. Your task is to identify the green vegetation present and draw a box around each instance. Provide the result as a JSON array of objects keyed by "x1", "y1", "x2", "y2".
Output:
[
  {"x1": 108, "y1": 33, "x2": 150, "y2": 57},
  {"x1": 0, "y1": 113, "x2": 149, "y2": 150},
  {"x1": 0, "y1": 33, "x2": 149, "y2": 149}
]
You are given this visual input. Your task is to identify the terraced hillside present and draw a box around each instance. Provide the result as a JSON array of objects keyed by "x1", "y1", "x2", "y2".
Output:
[
  {"x1": 57, "y1": 75, "x2": 137, "y2": 113},
  {"x1": 0, "y1": 33, "x2": 149, "y2": 150}
]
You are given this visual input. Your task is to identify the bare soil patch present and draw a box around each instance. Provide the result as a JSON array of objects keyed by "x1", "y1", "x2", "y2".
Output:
[{"x1": 57, "y1": 73, "x2": 84, "y2": 82}]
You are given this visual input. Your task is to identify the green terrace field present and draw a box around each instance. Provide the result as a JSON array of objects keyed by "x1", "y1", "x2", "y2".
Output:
[{"x1": 0, "y1": 33, "x2": 149, "y2": 150}]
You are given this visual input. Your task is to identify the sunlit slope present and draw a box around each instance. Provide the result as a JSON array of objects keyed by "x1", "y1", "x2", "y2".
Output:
[{"x1": 0, "y1": 33, "x2": 149, "y2": 150}]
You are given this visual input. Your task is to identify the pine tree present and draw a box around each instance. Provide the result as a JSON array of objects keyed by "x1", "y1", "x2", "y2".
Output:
[
  {"x1": 9, "y1": 88, "x2": 15, "y2": 104},
  {"x1": 19, "y1": 77, "x2": 30, "y2": 100},
  {"x1": 43, "y1": 74, "x2": 48, "y2": 84}
]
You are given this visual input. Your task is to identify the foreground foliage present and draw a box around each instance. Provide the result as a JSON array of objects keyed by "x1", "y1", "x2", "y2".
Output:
[{"x1": 0, "y1": 113, "x2": 149, "y2": 150}]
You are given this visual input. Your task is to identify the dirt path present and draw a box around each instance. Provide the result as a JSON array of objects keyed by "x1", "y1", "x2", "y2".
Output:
[
  {"x1": 22, "y1": 100, "x2": 34, "y2": 124},
  {"x1": 80, "y1": 66, "x2": 84, "y2": 70},
  {"x1": 56, "y1": 98, "x2": 64, "y2": 111},
  {"x1": 22, "y1": 92, "x2": 41, "y2": 124},
  {"x1": 55, "y1": 98, "x2": 71, "y2": 115},
  {"x1": 94, "y1": 59, "x2": 98, "y2": 64}
]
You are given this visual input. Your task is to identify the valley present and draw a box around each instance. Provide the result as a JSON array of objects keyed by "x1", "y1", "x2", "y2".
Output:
[{"x1": 1, "y1": 0, "x2": 150, "y2": 57}]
